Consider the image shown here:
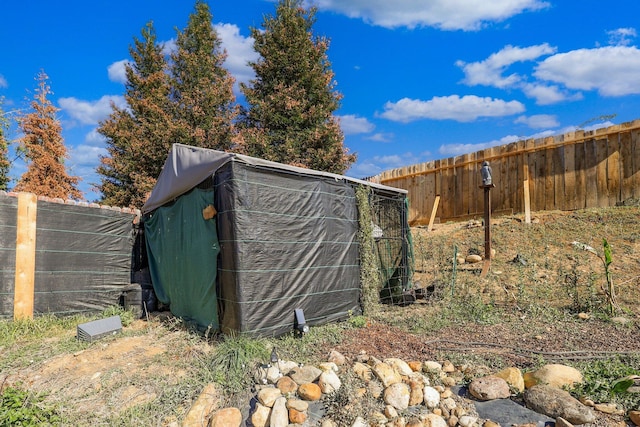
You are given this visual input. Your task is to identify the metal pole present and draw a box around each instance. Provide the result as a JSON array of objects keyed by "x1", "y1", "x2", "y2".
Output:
[{"x1": 484, "y1": 186, "x2": 492, "y2": 260}]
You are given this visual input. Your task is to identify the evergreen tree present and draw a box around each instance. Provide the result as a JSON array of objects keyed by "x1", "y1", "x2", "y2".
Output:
[
  {"x1": 238, "y1": 0, "x2": 355, "y2": 174},
  {"x1": 0, "y1": 100, "x2": 10, "y2": 191},
  {"x1": 14, "y1": 71, "x2": 81, "y2": 199},
  {"x1": 97, "y1": 22, "x2": 174, "y2": 208},
  {"x1": 170, "y1": 1, "x2": 237, "y2": 150}
]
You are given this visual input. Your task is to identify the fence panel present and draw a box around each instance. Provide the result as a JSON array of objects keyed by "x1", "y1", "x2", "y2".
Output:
[{"x1": 372, "y1": 120, "x2": 640, "y2": 225}]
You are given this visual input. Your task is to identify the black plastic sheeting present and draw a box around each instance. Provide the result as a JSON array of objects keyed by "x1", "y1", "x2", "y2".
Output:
[
  {"x1": 0, "y1": 194, "x2": 136, "y2": 318},
  {"x1": 0, "y1": 195, "x2": 18, "y2": 317},
  {"x1": 215, "y1": 161, "x2": 361, "y2": 337}
]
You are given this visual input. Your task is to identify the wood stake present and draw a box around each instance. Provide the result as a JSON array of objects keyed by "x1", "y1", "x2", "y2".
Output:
[
  {"x1": 523, "y1": 164, "x2": 531, "y2": 224},
  {"x1": 427, "y1": 195, "x2": 440, "y2": 232},
  {"x1": 14, "y1": 192, "x2": 37, "y2": 320}
]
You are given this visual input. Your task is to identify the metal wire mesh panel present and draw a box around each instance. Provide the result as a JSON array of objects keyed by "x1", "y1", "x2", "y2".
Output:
[{"x1": 369, "y1": 190, "x2": 414, "y2": 305}]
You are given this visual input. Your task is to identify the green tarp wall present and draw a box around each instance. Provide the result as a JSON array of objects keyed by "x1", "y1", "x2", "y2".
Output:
[{"x1": 144, "y1": 187, "x2": 220, "y2": 329}]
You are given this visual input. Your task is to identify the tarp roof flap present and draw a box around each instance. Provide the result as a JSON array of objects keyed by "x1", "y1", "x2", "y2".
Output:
[{"x1": 143, "y1": 143, "x2": 407, "y2": 214}]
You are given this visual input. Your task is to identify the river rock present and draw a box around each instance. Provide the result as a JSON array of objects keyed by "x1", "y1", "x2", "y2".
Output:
[
  {"x1": 523, "y1": 384, "x2": 595, "y2": 425},
  {"x1": 524, "y1": 364, "x2": 583, "y2": 389},
  {"x1": 466, "y1": 254, "x2": 483, "y2": 263},
  {"x1": 276, "y1": 376, "x2": 298, "y2": 395},
  {"x1": 257, "y1": 387, "x2": 281, "y2": 407},
  {"x1": 373, "y1": 361, "x2": 402, "y2": 387},
  {"x1": 384, "y1": 382, "x2": 411, "y2": 410},
  {"x1": 494, "y1": 367, "x2": 525, "y2": 392},
  {"x1": 182, "y1": 383, "x2": 218, "y2": 427},
  {"x1": 629, "y1": 410, "x2": 640, "y2": 426},
  {"x1": 319, "y1": 369, "x2": 342, "y2": 393},
  {"x1": 423, "y1": 385, "x2": 441, "y2": 408},
  {"x1": 468, "y1": 376, "x2": 511, "y2": 400},
  {"x1": 251, "y1": 403, "x2": 271, "y2": 427},
  {"x1": 269, "y1": 396, "x2": 288, "y2": 427},
  {"x1": 352, "y1": 361, "x2": 373, "y2": 381},
  {"x1": 298, "y1": 383, "x2": 322, "y2": 401},
  {"x1": 209, "y1": 407, "x2": 242, "y2": 427},
  {"x1": 424, "y1": 413, "x2": 448, "y2": 427},
  {"x1": 289, "y1": 365, "x2": 322, "y2": 384},
  {"x1": 328, "y1": 350, "x2": 346, "y2": 365},
  {"x1": 385, "y1": 357, "x2": 414, "y2": 376}
]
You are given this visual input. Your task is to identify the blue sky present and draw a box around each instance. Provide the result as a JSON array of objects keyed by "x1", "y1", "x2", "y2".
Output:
[{"x1": 2, "y1": 0, "x2": 640, "y2": 200}]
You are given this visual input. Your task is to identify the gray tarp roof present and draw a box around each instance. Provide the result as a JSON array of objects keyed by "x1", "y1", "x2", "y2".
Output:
[{"x1": 142, "y1": 143, "x2": 407, "y2": 214}]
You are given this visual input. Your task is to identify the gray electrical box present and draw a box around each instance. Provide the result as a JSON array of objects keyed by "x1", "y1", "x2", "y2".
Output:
[{"x1": 77, "y1": 315, "x2": 122, "y2": 342}]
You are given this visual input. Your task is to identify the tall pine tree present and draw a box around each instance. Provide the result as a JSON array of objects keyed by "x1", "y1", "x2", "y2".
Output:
[
  {"x1": 170, "y1": 1, "x2": 237, "y2": 150},
  {"x1": 0, "y1": 99, "x2": 10, "y2": 191},
  {"x1": 14, "y1": 71, "x2": 81, "y2": 199},
  {"x1": 97, "y1": 22, "x2": 174, "y2": 208},
  {"x1": 238, "y1": 0, "x2": 355, "y2": 174}
]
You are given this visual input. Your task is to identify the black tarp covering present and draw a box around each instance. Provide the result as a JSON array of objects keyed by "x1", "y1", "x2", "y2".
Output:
[
  {"x1": 0, "y1": 195, "x2": 18, "y2": 318},
  {"x1": 215, "y1": 161, "x2": 361, "y2": 336},
  {"x1": 33, "y1": 201, "x2": 134, "y2": 315},
  {"x1": 0, "y1": 193, "x2": 135, "y2": 318}
]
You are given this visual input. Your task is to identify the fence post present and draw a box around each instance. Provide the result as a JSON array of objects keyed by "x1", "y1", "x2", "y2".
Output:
[{"x1": 14, "y1": 192, "x2": 37, "y2": 320}]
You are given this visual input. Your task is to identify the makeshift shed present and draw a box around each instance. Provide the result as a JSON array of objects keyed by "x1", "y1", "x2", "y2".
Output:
[{"x1": 142, "y1": 144, "x2": 412, "y2": 337}]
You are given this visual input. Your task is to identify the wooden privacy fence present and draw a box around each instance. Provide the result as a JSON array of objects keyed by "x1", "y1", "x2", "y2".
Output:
[{"x1": 369, "y1": 120, "x2": 640, "y2": 225}]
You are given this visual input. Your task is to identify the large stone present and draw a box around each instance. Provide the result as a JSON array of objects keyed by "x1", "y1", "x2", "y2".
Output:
[
  {"x1": 269, "y1": 396, "x2": 288, "y2": 427},
  {"x1": 182, "y1": 383, "x2": 218, "y2": 427},
  {"x1": 276, "y1": 376, "x2": 298, "y2": 395},
  {"x1": 383, "y1": 382, "x2": 411, "y2": 410},
  {"x1": 408, "y1": 361, "x2": 423, "y2": 372},
  {"x1": 555, "y1": 417, "x2": 574, "y2": 427},
  {"x1": 408, "y1": 376, "x2": 425, "y2": 406},
  {"x1": 385, "y1": 357, "x2": 414, "y2": 376},
  {"x1": 468, "y1": 376, "x2": 511, "y2": 400},
  {"x1": 458, "y1": 415, "x2": 478, "y2": 427},
  {"x1": 319, "y1": 369, "x2": 342, "y2": 393},
  {"x1": 523, "y1": 384, "x2": 595, "y2": 425},
  {"x1": 629, "y1": 410, "x2": 640, "y2": 426},
  {"x1": 289, "y1": 365, "x2": 322, "y2": 384},
  {"x1": 372, "y1": 362, "x2": 402, "y2": 387},
  {"x1": 494, "y1": 367, "x2": 525, "y2": 392},
  {"x1": 525, "y1": 364, "x2": 583, "y2": 389},
  {"x1": 319, "y1": 362, "x2": 339, "y2": 373},
  {"x1": 209, "y1": 407, "x2": 242, "y2": 427},
  {"x1": 286, "y1": 398, "x2": 308, "y2": 412},
  {"x1": 352, "y1": 362, "x2": 372, "y2": 381},
  {"x1": 298, "y1": 383, "x2": 322, "y2": 401},
  {"x1": 423, "y1": 413, "x2": 448, "y2": 427},
  {"x1": 423, "y1": 361, "x2": 443, "y2": 373},
  {"x1": 266, "y1": 365, "x2": 281, "y2": 384},
  {"x1": 277, "y1": 360, "x2": 298, "y2": 376},
  {"x1": 250, "y1": 403, "x2": 271, "y2": 427},
  {"x1": 257, "y1": 387, "x2": 282, "y2": 407},
  {"x1": 328, "y1": 350, "x2": 346, "y2": 366},
  {"x1": 288, "y1": 408, "x2": 307, "y2": 424},
  {"x1": 423, "y1": 385, "x2": 441, "y2": 408}
]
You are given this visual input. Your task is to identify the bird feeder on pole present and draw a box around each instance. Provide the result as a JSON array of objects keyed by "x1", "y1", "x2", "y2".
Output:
[{"x1": 480, "y1": 161, "x2": 495, "y2": 276}]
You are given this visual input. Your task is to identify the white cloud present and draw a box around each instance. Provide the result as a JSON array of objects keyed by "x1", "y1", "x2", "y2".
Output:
[
  {"x1": 58, "y1": 95, "x2": 126, "y2": 126},
  {"x1": 607, "y1": 27, "x2": 637, "y2": 46},
  {"x1": 69, "y1": 143, "x2": 107, "y2": 167},
  {"x1": 315, "y1": 0, "x2": 549, "y2": 30},
  {"x1": 347, "y1": 151, "x2": 428, "y2": 177},
  {"x1": 107, "y1": 60, "x2": 130, "y2": 84},
  {"x1": 457, "y1": 43, "x2": 556, "y2": 88},
  {"x1": 365, "y1": 133, "x2": 394, "y2": 142},
  {"x1": 380, "y1": 95, "x2": 525, "y2": 123},
  {"x1": 534, "y1": 46, "x2": 640, "y2": 97},
  {"x1": 0, "y1": 74, "x2": 7, "y2": 88},
  {"x1": 514, "y1": 114, "x2": 558, "y2": 129},
  {"x1": 215, "y1": 23, "x2": 258, "y2": 91},
  {"x1": 84, "y1": 128, "x2": 107, "y2": 146},
  {"x1": 519, "y1": 82, "x2": 581, "y2": 105},
  {"x1": 338, "y1": 114, "x2": 375, "y2": 135}
]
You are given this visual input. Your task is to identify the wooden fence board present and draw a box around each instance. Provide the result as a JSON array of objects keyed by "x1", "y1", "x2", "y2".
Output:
[
  {"x1": 564, "y1": 134, "x2": 577, "y2": 210},
  {"x1": 574, "y1": 131, "x2": 587, "y2": 209},
  {"x1": 454, "y1": 155, "x2": 464, "y2": 217},
  {"x1": 595, "y1": 132, "x2": 609, "y2": 208},
  {"x1": 584, "y1": 135, "x2": 598, "y2": 208},
  {"x1": 544, "y1": 137, "x2": 556, "y2": 211},
  {"x1": 607, "y1": 132, "x2": 621, "y2": 206},
  {"x1": 620, "y1": 131, "x2": 634, "y2": 201},
  {"x1": 552, "y1": 138, "x2": 565, "y2": 210},
  {"x1": 633, "y1": 129, "x2": 640, "y2": 199}
]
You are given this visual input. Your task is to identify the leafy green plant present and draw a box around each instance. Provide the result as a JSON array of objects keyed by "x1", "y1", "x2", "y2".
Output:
[
  {"x1": 569, "y1": 355, "x2": 640, "y2": 411},
  {"x1": 0, "y1": 385, "x2": 61, "y2": 426},
  {"x1": 600, "y1": 238, "x2": 618, "y2": 316}
]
